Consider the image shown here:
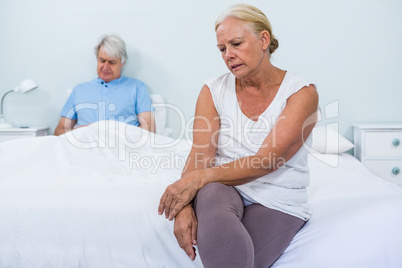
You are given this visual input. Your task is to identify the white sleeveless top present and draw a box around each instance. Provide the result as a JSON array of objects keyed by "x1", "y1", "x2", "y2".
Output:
[{"x1": 205, "y1": 72, "x2": 313, "y2": 220}]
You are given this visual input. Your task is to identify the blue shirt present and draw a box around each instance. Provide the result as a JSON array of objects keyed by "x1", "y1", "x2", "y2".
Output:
[{"x1": 60, "y1": 76, "x2": 153, "y2": 127}]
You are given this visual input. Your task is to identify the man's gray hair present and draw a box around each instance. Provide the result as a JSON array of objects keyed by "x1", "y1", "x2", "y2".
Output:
[{"x1": 95, "y1": 34, "x2": 127, "y2": 64}]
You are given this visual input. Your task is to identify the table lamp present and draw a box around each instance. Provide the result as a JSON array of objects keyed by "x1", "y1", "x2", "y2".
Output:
[{"x1": 0, "y1": 79, "x2": 38, "y2": 129}]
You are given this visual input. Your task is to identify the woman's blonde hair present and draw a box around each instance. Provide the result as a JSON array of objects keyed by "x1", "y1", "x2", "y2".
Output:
[{"x1": 215, "y1": 4, "x2": 279, "y2": 54}]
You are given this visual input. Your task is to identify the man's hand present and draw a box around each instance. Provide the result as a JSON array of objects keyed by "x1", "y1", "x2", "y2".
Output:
[{"x1": 174, "y1": 204, "x2": 198, "y2": 261}]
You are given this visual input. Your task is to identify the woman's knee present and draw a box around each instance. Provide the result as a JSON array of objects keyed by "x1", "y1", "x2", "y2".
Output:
[
  {"x1": 194, "y1": 183, "x2": 243, "y2": 214},
  {"x1": 196, "y1": 183, "x2": 228, "y2": 202}
]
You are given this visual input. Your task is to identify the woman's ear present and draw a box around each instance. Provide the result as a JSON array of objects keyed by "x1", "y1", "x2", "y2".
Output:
[{"x1": 260, "y1": 31, "x2": 270, "y2": 50}]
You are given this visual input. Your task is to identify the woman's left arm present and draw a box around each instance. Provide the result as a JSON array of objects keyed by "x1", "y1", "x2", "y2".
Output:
[{"x1": 159, "y1": 85, "x2": 318, "y2": 220}]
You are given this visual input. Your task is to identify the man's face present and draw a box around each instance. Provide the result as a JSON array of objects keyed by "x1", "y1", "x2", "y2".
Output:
[{"x1": 97, "y1": 47, "x2": 124, "y2": 83}]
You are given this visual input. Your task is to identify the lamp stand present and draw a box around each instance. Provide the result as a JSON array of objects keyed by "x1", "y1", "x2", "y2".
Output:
[{"x1": 0, "y1": 90, "x2": 15, "y2": 129}]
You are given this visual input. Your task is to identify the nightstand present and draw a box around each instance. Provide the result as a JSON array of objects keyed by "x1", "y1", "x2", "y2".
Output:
[
  {"x1": 353, "y1": 124, "x2": 402, "y2": 186},
  {"x1": 0, "y1": 127, "x2": 49, "y2": 143}
]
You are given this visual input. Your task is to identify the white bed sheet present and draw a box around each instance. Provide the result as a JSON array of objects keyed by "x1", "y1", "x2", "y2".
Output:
[
  {"x1": 273, "y1": 153, "x2": 402, "y2": 268},
  {"x1": 1, "y1": 121, "x2": 402, "y2": 267}
]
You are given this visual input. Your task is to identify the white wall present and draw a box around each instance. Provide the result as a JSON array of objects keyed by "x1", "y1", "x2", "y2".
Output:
[{"x1": 1, "y1": 0, "x2": 401, "y2": 140}]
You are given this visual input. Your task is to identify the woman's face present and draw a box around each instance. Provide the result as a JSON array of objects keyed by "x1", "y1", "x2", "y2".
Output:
[{"x1": 216, "y1": 17, "x2": 267, "y2": 79}]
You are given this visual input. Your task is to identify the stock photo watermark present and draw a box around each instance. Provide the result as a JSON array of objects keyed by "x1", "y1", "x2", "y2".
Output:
[{"x1": 62, "y1": 100, "x2": 343, "y2": 168}]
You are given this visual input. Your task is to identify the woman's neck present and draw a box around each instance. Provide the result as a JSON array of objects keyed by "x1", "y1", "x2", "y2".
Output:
[{"x1": 238, "y1": 63, "x2": 285, "y2": 92}]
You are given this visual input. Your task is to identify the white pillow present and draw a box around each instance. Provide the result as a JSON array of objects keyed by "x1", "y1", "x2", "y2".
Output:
[{"x1": 309, "y1": 125, "x2": 354, "y2": 154}]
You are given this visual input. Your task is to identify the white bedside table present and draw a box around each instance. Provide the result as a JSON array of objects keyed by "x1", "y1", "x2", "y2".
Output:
[
  {"x1": 0, "y1": 127, "x2": 49, "y2": 143},
  {"x1": 353, "y1": 124, "x2": 402, "y2": 186}
]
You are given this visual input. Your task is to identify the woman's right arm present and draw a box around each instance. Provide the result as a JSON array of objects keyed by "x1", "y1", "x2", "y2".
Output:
[
  {"x1": 173, "y1": 84, "x2": 220, "y2": 261},
  {"x1": 182, "y1": 85, "x2": 220, "y2": 176}
]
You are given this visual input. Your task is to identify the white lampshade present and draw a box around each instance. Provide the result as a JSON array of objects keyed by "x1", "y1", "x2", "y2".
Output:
[{"x1": 14, "y1": 79, "x2": 38, "y2": 93}]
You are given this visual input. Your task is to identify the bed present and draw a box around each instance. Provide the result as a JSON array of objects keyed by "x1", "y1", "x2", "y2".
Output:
[{"x1": 1, "y1": 121, "x2": 402, "y2": 268}]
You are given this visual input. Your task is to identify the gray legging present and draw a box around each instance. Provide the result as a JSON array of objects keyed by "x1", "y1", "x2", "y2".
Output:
[{"x1": 194, "y1": 183, "x2": 305, "y2": 268}]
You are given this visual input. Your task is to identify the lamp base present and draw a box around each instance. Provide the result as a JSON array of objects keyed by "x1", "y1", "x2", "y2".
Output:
[{"x1": 0, "y1": 121, "x2": 14, "y2": 129}]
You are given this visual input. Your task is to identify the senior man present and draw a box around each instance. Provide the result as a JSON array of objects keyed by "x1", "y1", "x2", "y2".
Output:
[{"x1": 54, "y1": 34, "x2": 155, "y2": 135}]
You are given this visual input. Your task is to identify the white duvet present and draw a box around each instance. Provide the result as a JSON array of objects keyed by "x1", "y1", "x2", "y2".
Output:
[
  {"x1": 1, "y1": 121, "x2": 402, "y2": 268},
  {"x1": 0, "y1": 121, "x2": 201, "y2": 268}
]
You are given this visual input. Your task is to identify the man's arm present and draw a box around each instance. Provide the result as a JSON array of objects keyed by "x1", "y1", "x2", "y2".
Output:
[
  {"x1": 138, "y1": 111, "x2": 156, "y2": 133},
  {"x1": 54, "y1": 117, "x2": 77, "y2": 136}
]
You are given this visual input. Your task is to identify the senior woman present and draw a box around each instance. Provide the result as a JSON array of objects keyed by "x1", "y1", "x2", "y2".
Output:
[
  {"x1": 54, "y1": 34, "x2": 155, "y2": 135},
  {"x1": 158, "y1": 4, "x2": 318, "y2": 268}
]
